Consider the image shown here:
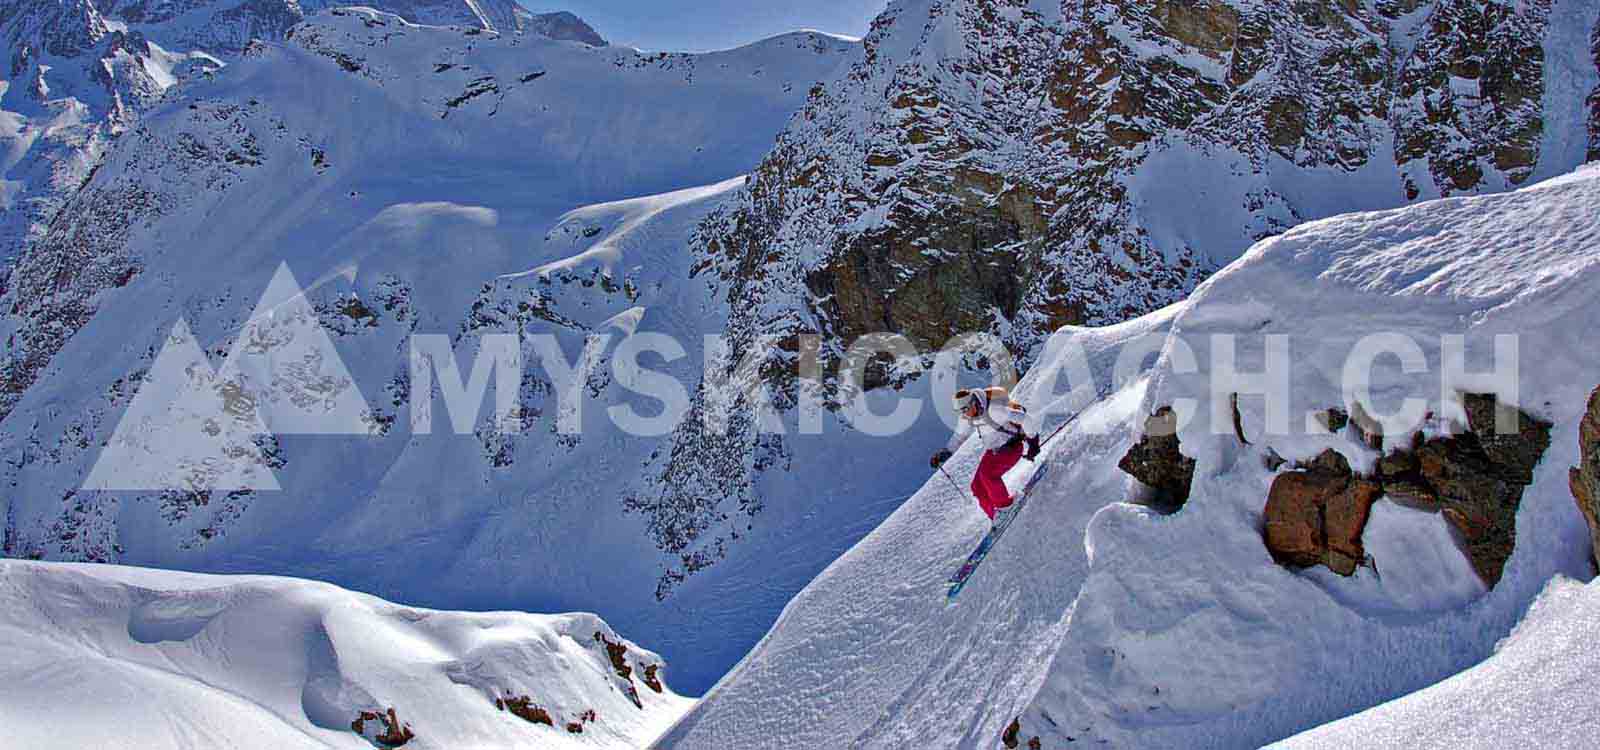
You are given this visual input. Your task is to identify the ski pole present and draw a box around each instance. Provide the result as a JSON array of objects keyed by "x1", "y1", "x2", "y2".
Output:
[
  {"x1": 1035, "y1": 387, "x2": 1113, "y2": 449},
  {"x1": 938, "y1": 465, "x2": 965, "y2": 495}
]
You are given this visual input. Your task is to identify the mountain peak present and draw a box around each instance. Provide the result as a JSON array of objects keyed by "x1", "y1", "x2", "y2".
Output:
[{"x1": 520, "y1": 9, "x2": 606, "y2": 46}]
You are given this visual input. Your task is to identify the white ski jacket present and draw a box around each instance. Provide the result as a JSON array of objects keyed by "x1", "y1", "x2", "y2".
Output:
[{"x1": 947, "y1": 387, "x2": 1028, "y2": 453}]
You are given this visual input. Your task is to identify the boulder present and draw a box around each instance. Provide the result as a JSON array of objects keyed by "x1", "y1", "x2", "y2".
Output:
[
  {"x1": 1263, "y1": 450, "x2": 1378, "y2": 576},
  {"x1": 1571, "y1": 387, "x2": 1600, "y2": 572},
  {"x1": 1118, "y1": 406, "x2": 1195, "y2": 511}
]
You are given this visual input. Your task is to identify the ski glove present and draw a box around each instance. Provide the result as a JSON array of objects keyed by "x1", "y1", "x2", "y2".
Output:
[
  {"x1": 930, "y1": 450, "x2": 954, "y2": 469},
  {"x1": 1023, "y1": 435, "x2": 1042, "y2": 461}
]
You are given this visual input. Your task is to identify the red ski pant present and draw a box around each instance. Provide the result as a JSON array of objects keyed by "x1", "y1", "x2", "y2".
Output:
[{"x1": 972, "y1": 440, "x2": 1025, "y2": 520}]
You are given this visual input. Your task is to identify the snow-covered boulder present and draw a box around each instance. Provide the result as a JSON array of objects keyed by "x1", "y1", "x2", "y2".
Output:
[{"x1": 0, "y1": 559, "x2": 692, "y2": 749}]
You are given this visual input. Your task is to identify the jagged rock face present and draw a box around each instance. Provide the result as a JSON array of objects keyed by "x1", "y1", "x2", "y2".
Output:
[
  {"x1": 1392, "y1": 0, "x2": 1552, "y2": 198},
  {"x1": 1590, "y1": 24, "x2": 1600, "y2": 161},
  {"x1": 0, "y1": 0, "x2": 218, "y2": 279},
  {"x1": 695, "y1": 0, "x2": 1598, "y2": 363},
  {"x1": 1117, "y1": 406, "x2": 1195, "y2": 511},
  {"x1": 1570, "y1": 387, "x2": 1600, "y2": 572}
]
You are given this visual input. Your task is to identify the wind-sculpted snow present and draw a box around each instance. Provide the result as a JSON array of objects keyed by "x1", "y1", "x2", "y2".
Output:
[
  {"x1": 1270, "y1": 575, "x2": 1600, "y2": 749},
  {"x1": 0, "y1": 559, "x2": 692, "y2": 749},
  {"x1": 656, "y1": 166, "x2": 1600, "y2": 749}
]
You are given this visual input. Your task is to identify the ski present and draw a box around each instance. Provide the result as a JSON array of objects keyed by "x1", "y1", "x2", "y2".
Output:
[{"x1": 945, "y1": 464, "x2": 1050, "y2": 603}]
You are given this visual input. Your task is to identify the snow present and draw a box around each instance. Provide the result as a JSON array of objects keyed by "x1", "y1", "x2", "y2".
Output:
[
  {"x1": 656, "y1": 165, "x2": 1600, "y2": 748},
  {"x1": 1272, "y1": 576, "x2": 1600, "y2": 749},
  {"x1": 1346, "y1": 500, "x2": 1486, "y2": 615},
  {"x1": 0, "y1": 559, "x2": 693, "y2": 749},
  {"x1": 1530, "y1": 0, "x2": 1600, "y2": 184}
]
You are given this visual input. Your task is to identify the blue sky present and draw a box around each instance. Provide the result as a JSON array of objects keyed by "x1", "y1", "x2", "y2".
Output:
[{"x1": 521, "y1": 1, "x2": 887, "y2": 52}]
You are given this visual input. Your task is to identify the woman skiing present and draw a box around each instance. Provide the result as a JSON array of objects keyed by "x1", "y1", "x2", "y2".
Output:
[{"x1": 930, "y1": 387, "x2": 1040, "y2": 523}]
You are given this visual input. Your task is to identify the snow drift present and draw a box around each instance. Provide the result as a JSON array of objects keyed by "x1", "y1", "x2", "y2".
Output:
[
  {"x1": 656, "y1": 164, "x2": 1600, "y2": 748},
  {"x1": 1272, "y1": 575, "x2": 1600, "y2": 749},
  {"x1": 0, "y1": 559, "x2": 692, "y2": 749}
]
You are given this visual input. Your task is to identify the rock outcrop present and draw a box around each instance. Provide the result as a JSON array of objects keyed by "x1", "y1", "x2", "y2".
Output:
[
  {"x1": 1119, "y1": 406, "x2": 1195, "y2": 512},
  {"x1": 1590, "y1": 25, "x2": 1600, "y2": 162},
  {"x1": 1264, "y1": 449, "x2": 1381, "y2": 576},
  {"x1": 1265, "y1": 394, "x2": 1552, "y2": 585},
  {"x1": 351, "y1": 707, "x2": 415, "y2": 747},
  {"x1": 1570, "y1": 387, "x2": 1600, "y2": 572}
]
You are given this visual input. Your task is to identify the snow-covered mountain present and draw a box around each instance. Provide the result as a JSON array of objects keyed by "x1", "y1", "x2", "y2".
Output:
[
  {"x1": 655, "y1": 164, "x2": 1600, "y2": 748},
  {"x1": 0, "y1": 4, "x2": 862, "y2": 694},
  {"x1": 695, "y1": 0, "x2": 1600, "y2": 364},
  {"x1": 0, "y1": 559, "x2": 691, "y2": 748},
  {"x1": 0, "y1": 0, "x2": 604, "y2": 285}
]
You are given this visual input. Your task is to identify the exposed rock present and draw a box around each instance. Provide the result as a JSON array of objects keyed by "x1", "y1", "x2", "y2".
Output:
[
  {"x1": 642, "y1": 664, "x2": 664, "y2": 694},
  {"x1": 1002, "y1": 716, "x2": 1042, "y2": 749},
  {"x1": 495, "y1": 695, "x2": 553, "y2": 726},
  {"x1": 1119, "y1": 406, "x2": 1195, "y2": 511},
  {"x1": 695, "y1": 0, "x2": 1591, "y2": 376},
  {"x1": 1267, "y1": 395, "x2": 1552, "y2": 585},
  {"x1": 351, "y1": 707, "x2": 415, "y2": 747},
  {"x1": 1569, "y1": 387, "x2": 1600, "y2": 572},
  {"x1": 564, "y1": 708, "x2": 597, "y2": 734},
  {"x1": 1264, "y1": 449, "x2": 1379, "y2": 576},
  {"x1": 1392, "y1": 0, "x2": 1552, "y2": 194},
  {"x1": 594, "y1": 630, "x2": 644, "y2": 708}
]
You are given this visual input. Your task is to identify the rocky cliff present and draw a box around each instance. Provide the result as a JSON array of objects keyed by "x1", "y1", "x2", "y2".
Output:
[{"x1": 694, "y1": 0, "x2": 1600, "y2": 363}]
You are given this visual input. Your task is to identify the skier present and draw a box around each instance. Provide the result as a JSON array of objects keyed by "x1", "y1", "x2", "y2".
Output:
[{"x1": 930, "y1": 387, "x2": 1041, "y2": 524}]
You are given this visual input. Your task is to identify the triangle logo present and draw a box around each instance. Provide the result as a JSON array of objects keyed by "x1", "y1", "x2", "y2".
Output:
[
  {"x1": 84, "y1": 318, "x2": 282, "y2": 492},
  {"x1": 219, "y1": 262, "x2": 374, "y2": 435}
]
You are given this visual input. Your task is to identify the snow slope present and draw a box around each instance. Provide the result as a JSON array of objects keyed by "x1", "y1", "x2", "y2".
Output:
[
  {"x1": 1271, "y1": 575, "x2": 1600, "y2": 750},
  {"x1": 656, "y1": 165, "x2": 1600, "y2": 748},
  {"x1": 0, "y1": 559, "x2": 692, "y2": 749}
]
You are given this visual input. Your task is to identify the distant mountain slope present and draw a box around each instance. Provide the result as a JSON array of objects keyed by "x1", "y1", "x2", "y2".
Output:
[
  {"x1": 656, "y1": 165, "x2": 1600, "y2": 749},
  {"x1": 0, "y1": 0, "x2": 608, "y2": 284},
  {"x1": 0, "y1": 6, "x2": 862, "y2": 694},
  {"x1": 0, "y1": 559, "x2": 691, "y2": 749}
]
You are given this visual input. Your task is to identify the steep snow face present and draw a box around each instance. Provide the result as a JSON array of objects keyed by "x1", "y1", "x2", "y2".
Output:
[
  {"x1": 1271, "y1": 575, "x2": 1600, "y2": 749},
  {"x1": 694, "y1": 0, "x2": 1600, "y2": 366},
  {"x1": 0, "y1": 560, "x2": 692, "y2": 749},
  {"x1": 0, "y1": 6, "x2": 862, "y2": 693},
  {"x1": 656, "y1": 166, "x2": 1600, "y2": 749}
]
